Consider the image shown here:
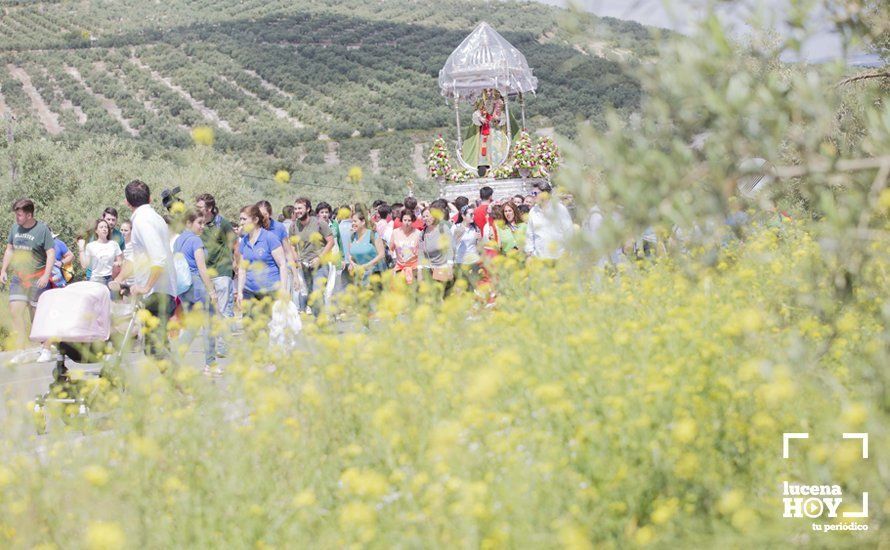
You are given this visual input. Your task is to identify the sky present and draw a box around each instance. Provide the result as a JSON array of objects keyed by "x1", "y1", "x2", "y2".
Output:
[{"x1": 534, "y1": 0, "x2": 879, "y2": 64}]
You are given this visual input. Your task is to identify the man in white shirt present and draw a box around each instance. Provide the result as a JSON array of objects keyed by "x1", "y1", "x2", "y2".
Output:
[
  {"x1": 525, "y1": 182, "x2": 574, "y2": 260},
  {"x1": 112, "y1": 180, "x2": 177, "y2": 357}
]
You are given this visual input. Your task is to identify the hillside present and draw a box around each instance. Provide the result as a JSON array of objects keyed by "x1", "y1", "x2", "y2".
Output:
[{"x1": 0, "y1": 0, "x2": 654, "y2": 200}]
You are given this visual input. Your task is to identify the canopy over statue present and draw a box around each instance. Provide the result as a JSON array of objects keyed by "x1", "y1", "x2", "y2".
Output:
[
  {"x1": 438, "y1": 21, "x2": 538, "y2": 101},
  {"x1": 438, "y1": 22, "x2": 538, "y2": 176}
]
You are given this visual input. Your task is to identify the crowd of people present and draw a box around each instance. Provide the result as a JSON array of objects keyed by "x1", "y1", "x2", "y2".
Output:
[{"x1": 2, "y1": 180, "x2": 579, "y2": 369}]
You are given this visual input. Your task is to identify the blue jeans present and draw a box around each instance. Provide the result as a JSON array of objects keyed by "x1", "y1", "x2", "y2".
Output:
[
  {"x1": 177, "y1": 279, "x2": 216, "y2": 367},
  {"x1": 298, "y1": 264, "x2": 329, "y2": 317},
  {"x1": 211, "y1": 275, "x2": 233, "y2": 355}
]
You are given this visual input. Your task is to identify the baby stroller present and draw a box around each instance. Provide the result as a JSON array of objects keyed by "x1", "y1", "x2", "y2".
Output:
[{"x1": 29, "y1": 281, "x2": 140, "y2": 433}]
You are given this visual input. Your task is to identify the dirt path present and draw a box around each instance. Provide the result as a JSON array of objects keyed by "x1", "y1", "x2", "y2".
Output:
[
  {"x1": 243, "y1": 67, "x2": 335, "y2": 121},
  {"x1": 63, "y1": 65, "x2": 138, "y2": 136},
  {"x1": 218, "y1": 74, "x2": 303, "y2": 129},
  {"x1": 0, "y1": 89, "x2": 11, "y2": 119},
  {"x1": 369, "y1": 149, "x2": 381, "y2": 175},
  {"x1": 324, "y1": 140, "x2": 340, "y2": 166},
  {"x1": 412, "y1": 143, "x2": 427, "y2": 180},
  {"x1": 60, "y1": 99, "x2": 88, "y2": 124},
  {"x1": 46, "y1": 72, "x2": 87, "y2": 125},
  {"x1": 244, "y1": 68, "x2": 293, "y2": 99},
  {"x1": 130, "y1": 57, "x2": 232, "y2": 132},
  {"x1": 7, "y1": 64, "x2": 63, "y2": 135}
]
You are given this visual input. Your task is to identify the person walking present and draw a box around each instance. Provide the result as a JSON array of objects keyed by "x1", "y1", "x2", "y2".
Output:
[
  {"x1": 195, "y1": 193, "x2": 236, "y2": 357},
  {"x1": 452, "y1": 205, "x2": 482, "y2": 290},
  {"x1": 174, "y1": 210, "x2": 219, "y2": 374},
  {"x1": 495, "y1": 201, "x2": 525, "y2": 253},
  {"x1": 394, "y1": 197, "x2": 424, "y2": 231},
  {"x1": 375, "y1": 204, "x2": 394, "y2": 246},
  {"x1": 281, "y1": 205, "x2": 295, "y2": 234},
  {"x1": 347, "y1": 210, "x2": 385, "y2": 287},
  {"x1": 473, "y1": 186, "x2": 494, "y2": 233},
  {"x1": 50, "y1": 234, "x2": 75, "y2": 288},
  {"x1": 111, "y1": 220, "x2": 136, "y2": 297},
  {"x1": 315, "y1": 202, "x2": 341, "y2": 302},
  {"x1": 77, "y1": 219, "x2": 123, "y2": 290},
  {"x1": 419, "y1": 200, "x2": 454, "y2": 297},
  {"x1": 101, "y1": 207, "x2": 126, "y2": 249},
  {"x1": 288, "y1": 198, "x2": 333, "y2": 316},
  {"x1": 390, "y1": 210, "x2": 421, "y2": 284},
  {"x1": 0, "y1": 198, "x2": 56, "y2": 357},
  {"x1": 236, "y1": 205, "x2": 287, "y2": 317},
  {"x1": 525, "y1": 183, "x2": 574, "y2": 260},
  {"x1": 111, "y1": 180, "x2": 177, "y2": 358},
  {"x1": 256, "y1": 200, "x2": 289, "y2": 244}
]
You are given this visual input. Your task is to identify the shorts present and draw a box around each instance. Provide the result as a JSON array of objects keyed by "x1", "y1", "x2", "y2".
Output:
[{"x1": 9, "y1": 274, "x2": 47, "y2": 307}]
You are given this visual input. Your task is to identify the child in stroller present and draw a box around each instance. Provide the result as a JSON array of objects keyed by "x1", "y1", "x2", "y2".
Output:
[{"x1": 29, "y1": 281, "x2": 140, "y2": 431}]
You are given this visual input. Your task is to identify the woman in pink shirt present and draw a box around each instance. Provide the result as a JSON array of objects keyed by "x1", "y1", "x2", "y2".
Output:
[{"x1": 390, "y1": 210, "x2": 421, "y2": 284}]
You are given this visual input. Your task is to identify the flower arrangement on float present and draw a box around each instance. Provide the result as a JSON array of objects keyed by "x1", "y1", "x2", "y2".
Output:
[
  {"x1": 427, "y1": 136, "x2": 452, "y2": 180},
  {"x1": 449, "y1": 168, "x2": 477, "y2": 184},
  {"x1": 511, "y1": 131, "x2": 536, "y2": 178},
  {"x1": 491, "y1": 163, "x2": 516, "y2": 179},
  {"x1": 535, "y1": 135, "x2": 560, "y2": 176}
]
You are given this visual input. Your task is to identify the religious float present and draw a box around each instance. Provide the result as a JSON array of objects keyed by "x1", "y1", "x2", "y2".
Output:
[{"x1": 429, "y1": 22, "x2": 560, "y2": 200}]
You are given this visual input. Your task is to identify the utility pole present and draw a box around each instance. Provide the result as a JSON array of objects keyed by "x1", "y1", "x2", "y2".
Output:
[
  {"x1": 5, "y1": 111, "x2": 15, "y2": 187},
  {"x1": 1, "y1": 83, "x2": 15, "y2": 186}
]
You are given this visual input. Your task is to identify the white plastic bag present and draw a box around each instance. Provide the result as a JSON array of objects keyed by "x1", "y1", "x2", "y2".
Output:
[
  {"x1": 291, "y1": 267, "x2": 307, "y2": 306},
  {"x1": 324, "y1": 263, "x2": 337, "y2": 304},
  {"x1": 173, "y1": 252, "x2": 192, "y2": 296},
  {"x1": 269, "y1": 300, "x2": 302, "y2": 351}
]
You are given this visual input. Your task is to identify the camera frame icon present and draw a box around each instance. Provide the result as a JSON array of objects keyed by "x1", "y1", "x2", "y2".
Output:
[{"x1": 782, "y1": 432, "x2": 869, "y2": 519}]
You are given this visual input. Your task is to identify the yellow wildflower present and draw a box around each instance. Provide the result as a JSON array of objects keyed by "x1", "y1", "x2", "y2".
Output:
[
  {"x1": 85, "y1": 521, "x2": 125, "y2": 550},
  {"x1": 191, "y1": 126, "x2": 214, "y2": 146},
  {"x1": 274, "y1": 169, "x2": 291, "y2": 184}
]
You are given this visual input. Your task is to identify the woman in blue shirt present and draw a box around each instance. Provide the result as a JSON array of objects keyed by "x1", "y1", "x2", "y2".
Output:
[
  {"x1": 174, "y1": 210, "x2": 219, "y2": 372},
  {"x1": 348, "y1": 211, "x2": 385, "y2": 287},
  {"x1": 256, "y1": 200, "x2": 289, "y2": 244},
  {"x1": 236, "y1": 205, "x2": 287, "y2": 312}
]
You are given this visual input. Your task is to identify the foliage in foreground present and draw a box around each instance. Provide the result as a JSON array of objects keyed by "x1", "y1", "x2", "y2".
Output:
[{"x1": 0, "y1": 223, "x2": 885, "y2": 548}]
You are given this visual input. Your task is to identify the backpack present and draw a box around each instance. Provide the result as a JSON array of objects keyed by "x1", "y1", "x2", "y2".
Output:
[
  {"x1": 172, "y1": 234, "x2": 194, "y2": 296},
  {"x1": 365, "y1": 230, "x2": 391, "y2": 272},
  {"x1": 383, "y1": 245, "x2": 395, "y2": 270}
]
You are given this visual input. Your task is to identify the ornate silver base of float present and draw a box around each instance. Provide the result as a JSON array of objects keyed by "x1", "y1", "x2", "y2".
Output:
[{"x1": 442, "y1": 177, "x2": 545, "y2": 201}]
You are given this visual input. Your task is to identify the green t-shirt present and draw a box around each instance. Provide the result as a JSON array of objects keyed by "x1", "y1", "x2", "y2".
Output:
[
  {"x1": 290, "y1": 216, "x2": 333, "y2": 263},
  {"x1": 7, "y1": 221, "x2": 54, "y2": 274},
  {"x1": 201, "y1": 215, "x2": 236, "y2": 278},
  {"x1": 499, "y1": 222, "x2": 526, "y2": 253}
]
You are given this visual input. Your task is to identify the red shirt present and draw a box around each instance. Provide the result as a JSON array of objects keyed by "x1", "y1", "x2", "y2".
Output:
[
  {"x1": 393, "y1": 218, "x2": 425, "y2": 231},
  {"x1": 473, "y1": 202, "x2": 490, "y2": 232}
]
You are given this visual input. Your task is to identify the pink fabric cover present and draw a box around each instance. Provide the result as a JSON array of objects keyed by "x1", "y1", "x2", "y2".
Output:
[{"x1": 30, "y1": 282, "x2": 112, "y2": 343}]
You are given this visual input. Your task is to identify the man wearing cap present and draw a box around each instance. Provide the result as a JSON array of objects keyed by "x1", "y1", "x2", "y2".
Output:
[{"x1": 524, "y1": 183, "x2": 574, "y2": 260}]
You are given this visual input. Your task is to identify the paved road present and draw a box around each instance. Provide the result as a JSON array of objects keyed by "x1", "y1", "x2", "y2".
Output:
[{"x1": 0, "y1": 339, "x2": 216, "y2": 428}]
